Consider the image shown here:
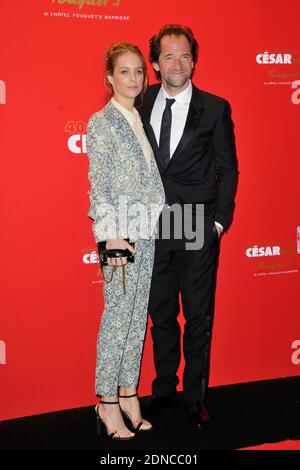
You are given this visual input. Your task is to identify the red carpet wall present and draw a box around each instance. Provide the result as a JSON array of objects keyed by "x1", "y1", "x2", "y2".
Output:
[{"x1": 1, "y1": 0, "x2": 299, "y2": 421}]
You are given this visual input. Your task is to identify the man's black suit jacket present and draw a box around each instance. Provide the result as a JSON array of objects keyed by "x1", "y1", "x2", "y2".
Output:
[{"x1": 138, "y1": 84, "x2": 239, "y2": 231}]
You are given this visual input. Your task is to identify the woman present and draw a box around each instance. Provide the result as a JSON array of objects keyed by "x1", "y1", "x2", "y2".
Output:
[{"x1": 86, "y1": 43, "x2": 165, "y2": 440}]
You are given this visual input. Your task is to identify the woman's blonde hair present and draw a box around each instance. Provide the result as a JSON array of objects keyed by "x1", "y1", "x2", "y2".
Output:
[{"x1": 104, "y1": 42, "x2": 148, "y2": 97}]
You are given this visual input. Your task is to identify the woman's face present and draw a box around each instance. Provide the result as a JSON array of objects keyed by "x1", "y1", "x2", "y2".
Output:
[{"x1": 108, "y1": 52, "x2": 144, "y2": 103}]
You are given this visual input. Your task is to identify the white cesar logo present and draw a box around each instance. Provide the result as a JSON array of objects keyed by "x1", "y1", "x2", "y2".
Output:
[
  {"x1": 291, "y1": 340, "x2": 300, "y2": 365},
  {"x1": 0, "y1": 340, "x2": 6, "y2": 364},
  {"x1": 291, "y1": 80, "x2": 300, "y2": 105},
  {"x1": 256, "y1": 52, "x2": 292, "y2": 64},
  {"x1": 0, "y1": 80, "x2": 6, "y2": 104},
  {"x1": 82, "y1": 251, "x2": 99, "y2": 264},
  {"x1": 68, "y1": 134, "x2": 87, "y2": 154},
  {"x1": 246, "y1": 245, "x2": 280, "y2": 257}
]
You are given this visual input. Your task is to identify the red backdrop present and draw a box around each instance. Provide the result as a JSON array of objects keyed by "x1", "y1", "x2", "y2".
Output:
[{"x1": 1, "y1": 0, "x2": 299, "y2": 421}]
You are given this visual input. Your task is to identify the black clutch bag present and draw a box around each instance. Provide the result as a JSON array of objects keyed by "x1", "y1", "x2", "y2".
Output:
[
  {"x1": 96, "y1": 239, "x2": 135, "y2": 294},
  {"x1": 96, "y1": 239, "x2": 135, "y2": 267}
]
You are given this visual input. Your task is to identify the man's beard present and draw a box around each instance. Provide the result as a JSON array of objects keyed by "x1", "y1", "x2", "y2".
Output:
[{"x1": 164, "y1": 71, "x2": 191, "y2": 88}]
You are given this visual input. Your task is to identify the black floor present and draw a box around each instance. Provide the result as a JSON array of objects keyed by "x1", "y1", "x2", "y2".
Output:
[{"x1": 1, "y1": 376, "x2": 300, "y2": 456}]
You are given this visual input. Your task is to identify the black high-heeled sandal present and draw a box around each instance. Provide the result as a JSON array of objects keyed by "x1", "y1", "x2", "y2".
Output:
[
  {"x1": 118, "y1": 393, "x2": 153, "y2": 432},
  {"x1": 95, "y1": 401, "x2": 135, "y2": 440}
]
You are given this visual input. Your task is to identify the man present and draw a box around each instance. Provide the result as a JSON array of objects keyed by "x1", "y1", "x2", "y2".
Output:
[{"x1": 139, "y1": 24, "x2": 238, "y2": 428}]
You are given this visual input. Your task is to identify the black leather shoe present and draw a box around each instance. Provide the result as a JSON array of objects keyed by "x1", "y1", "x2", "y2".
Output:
[
  {"x1": 184, "y1": 401, "x2": 210, "y2": 428},
  {"x1": 145, "y1": 394, "x2": 178, "y2": 417}
]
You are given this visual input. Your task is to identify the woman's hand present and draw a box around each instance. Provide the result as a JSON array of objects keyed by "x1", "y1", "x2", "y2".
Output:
[{"x1": 106, "y1": 239, "x2": 135, "y2": 267}]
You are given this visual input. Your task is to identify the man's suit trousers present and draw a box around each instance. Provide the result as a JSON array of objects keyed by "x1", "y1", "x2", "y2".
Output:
[{"x1": 148, "y1": 210, "x2": 220, "y2": 402}]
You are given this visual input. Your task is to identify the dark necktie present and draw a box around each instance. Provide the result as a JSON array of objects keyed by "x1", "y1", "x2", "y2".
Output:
[{"x1": 159, "y1": 98, "x2": 176, "y2": 168}]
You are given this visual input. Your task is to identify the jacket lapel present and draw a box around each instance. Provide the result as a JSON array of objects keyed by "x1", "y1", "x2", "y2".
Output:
[
  {"x1": 165, "y1": 86, "x2": 204, "y2": 172},
  {"x1": 138, "y1": 86, "x2": 164, "y2": 172},
  {"x1": 139, "y1": 85, "x2": 205, "y2": 175},
  {"x1": 107, "y1": 102, "x2": 150, "y2": 173}
]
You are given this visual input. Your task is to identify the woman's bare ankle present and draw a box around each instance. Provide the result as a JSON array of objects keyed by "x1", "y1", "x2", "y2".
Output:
[
  {"x1": 102, "y1": 395, "x2": 118, "y2": 403},
  {"x1": 119, "y1": 387, "x2": 136, "y2": 396}
]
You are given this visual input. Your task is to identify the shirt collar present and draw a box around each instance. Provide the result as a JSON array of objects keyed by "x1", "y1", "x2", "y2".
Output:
[
  {"x1": 160, "y1": 80, "x2": 192, "y2": 105},
  {"x1": 111, "y1": 97, "x2": 140, "y2": 127}
]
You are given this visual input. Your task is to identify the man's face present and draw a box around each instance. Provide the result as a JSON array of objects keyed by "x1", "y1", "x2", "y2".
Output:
[{"x1": 153, "y1": 34, "x2": 194, "y2": 94}]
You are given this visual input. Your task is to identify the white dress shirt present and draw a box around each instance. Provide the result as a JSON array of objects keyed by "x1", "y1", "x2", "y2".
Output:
[
  {"x1": 150, "y1": 82, "x2": 223, "y2": 236},
  {"x1": 150, "y1": 80, "x2": 192, "y2": 158}
]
